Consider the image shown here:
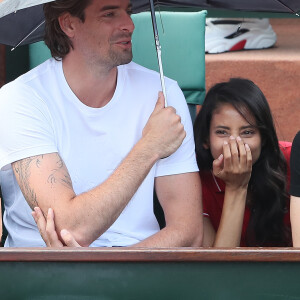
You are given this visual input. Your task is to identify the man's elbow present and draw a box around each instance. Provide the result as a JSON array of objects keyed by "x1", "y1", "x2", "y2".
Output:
[{"x1": 191, "y1": 228, "x2": 203, "y2": 247}]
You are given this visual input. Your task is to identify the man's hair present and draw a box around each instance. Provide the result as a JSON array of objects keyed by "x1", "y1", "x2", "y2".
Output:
[{"x1": 44, "y1": 0, "x2": 92, "y2": 59}]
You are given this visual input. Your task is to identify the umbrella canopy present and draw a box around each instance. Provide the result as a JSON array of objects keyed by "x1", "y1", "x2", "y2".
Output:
[{"x1": 0, "y1": 0, "x2": 299, "y2": 47}]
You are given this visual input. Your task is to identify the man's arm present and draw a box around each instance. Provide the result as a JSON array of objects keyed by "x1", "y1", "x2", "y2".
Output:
[
  {"x1": 13, "y1": 94, "x2": 186, "y2": 247},
  {"x1": 133, "y1": 172, "x2": 203, "y2": 247},
  {"x1": 291, "y1": 196, "x2": 300, "y2": 247}
]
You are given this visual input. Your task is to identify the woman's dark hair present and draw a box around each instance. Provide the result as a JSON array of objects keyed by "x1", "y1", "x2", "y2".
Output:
[
  {"x1": 194, "y1": 78, "x2": 291, "y2": 246},
  {"x1": 44, "y1": 0, "x2": 92, "y2": 60}
]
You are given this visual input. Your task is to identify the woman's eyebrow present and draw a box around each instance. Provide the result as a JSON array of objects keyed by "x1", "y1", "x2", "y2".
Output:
[
  {"x1": 240, "y1": 125, "x2": 256, "y2": 129},
  {"x1": 215, "y1": 126, "x2": 230, "y2": 130}
]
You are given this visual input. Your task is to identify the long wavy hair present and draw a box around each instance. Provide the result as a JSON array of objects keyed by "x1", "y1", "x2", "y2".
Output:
[
  {"x1": 44, "y1": 0, "x2": 92, "y2": 60},
  {"x1": 194, "y1": 78, "x2": 291, "y2": 246}
]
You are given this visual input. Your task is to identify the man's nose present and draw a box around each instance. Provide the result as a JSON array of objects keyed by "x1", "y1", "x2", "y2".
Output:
[{"x1": 120, "y1": 13, "x2": 135, "y2": 33}]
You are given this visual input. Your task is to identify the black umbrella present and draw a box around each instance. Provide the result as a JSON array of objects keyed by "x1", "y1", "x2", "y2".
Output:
[
  {"x1": 0, "y1": 0, "x2": 299, "y2": 48},
  {"x1": 0, "y1": 0, "x2": 298, "y2": 104}
]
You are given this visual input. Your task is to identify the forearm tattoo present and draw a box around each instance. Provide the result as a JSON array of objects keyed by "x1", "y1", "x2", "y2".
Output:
[
  {"x1": 47, "y1": 155, "x2": 73, "y2": 190},
  {"x1": 13, "y1": 156, "x2": 40, "y2": 209},
  {"x1": 13, "y1": 154, "x2": 73, "y2": 210}
]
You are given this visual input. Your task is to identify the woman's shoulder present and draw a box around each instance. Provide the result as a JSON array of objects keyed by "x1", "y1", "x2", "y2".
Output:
[{"x1": 279, "y1": 141, "x2": 292, "y2": 160}]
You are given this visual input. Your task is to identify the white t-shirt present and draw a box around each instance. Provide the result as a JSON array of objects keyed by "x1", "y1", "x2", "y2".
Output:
[{"x1": 0, "y1": 59, "x2": 198, "y2": 247}]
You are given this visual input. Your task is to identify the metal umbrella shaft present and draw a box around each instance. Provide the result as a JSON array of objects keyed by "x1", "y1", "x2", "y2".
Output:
[{"x1": 149, "y1": 0, "x2": 168, "y2": 107}]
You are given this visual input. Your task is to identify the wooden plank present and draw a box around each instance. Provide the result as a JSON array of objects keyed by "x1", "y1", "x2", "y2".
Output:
[
  {"x1": 0, "y1": 44, "x2": 5, "y2": 87},
  {"x1": 1, "y1": 247, "x2": 300, "y2": 262}
]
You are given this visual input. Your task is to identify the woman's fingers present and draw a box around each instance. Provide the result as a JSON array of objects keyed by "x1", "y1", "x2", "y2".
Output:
[
  {"x1": 45, "y1": 208, "x2": 63, "y2": 247},
  {"x1": 213, "y1": 153, "x2": 224, "y2": 177},
  {"x1": 245, "y1": 143, "x2": 252, "y2": 170},
  {"x1": 237, "y1": 136, "x2": 246, "y2": 168},
  {"x1": 229, "y1": 136, "x2": 239, "y2": 170},
  {"x1": 32, "y1": 207, "x2": 51, "y2": 246},
  {"x1": 32, "y1": 207, "x2": 81, "y2": 247},
  {"x1": 61, "y1": 229, "x2": 81, "y2": 247}
]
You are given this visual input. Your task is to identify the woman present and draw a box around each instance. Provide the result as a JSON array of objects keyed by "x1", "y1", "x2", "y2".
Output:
[{"x1": 194, "y1": 78, "x2": 291, "y2": 247}]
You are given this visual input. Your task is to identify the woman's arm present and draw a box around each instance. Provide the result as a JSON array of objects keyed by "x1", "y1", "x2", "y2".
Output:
[{"x1": 206, "y1": 136, "x2": 252, "y2": 247}]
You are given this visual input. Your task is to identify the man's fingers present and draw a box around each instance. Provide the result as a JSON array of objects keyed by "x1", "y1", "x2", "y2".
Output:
[
  {"x1": 154, "y1": 91, "x2": 165, "y2": 110},
  {"x1": 61, "y1": 229, "x2": 81, "y2": 247},
  {"x1": 45, "y1": 208, "x2": 63, "y2": 247}
]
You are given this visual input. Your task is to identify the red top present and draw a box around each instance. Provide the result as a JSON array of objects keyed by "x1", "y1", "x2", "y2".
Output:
[{"x1": 201, "y1": 141, "x2": 291, "y2": 246}]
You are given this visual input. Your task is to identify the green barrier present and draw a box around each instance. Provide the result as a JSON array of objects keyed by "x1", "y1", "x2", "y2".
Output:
[{"x1": 1, "y1": 248, "x2": 300, "y2": 299}]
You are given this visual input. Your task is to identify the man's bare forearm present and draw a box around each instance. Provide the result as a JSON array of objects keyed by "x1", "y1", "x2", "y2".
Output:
[
  {"x1": 13, "y1": 139, "x2": 160, "y2": 246},
  {"x1": 133, "y1": 225, "x2": 203, "y2": 248}
]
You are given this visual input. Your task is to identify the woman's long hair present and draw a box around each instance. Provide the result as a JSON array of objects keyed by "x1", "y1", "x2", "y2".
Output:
[{"x1": 194, "y1": 78, "x2": 291, "y2": 246}]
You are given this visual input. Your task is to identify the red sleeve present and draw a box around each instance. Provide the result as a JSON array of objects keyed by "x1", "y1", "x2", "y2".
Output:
[{"x1": 279, "y1": 141, "x2": 291, "y2": 191}]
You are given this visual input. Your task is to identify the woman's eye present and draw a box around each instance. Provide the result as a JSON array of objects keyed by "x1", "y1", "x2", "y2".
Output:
[
  {"x1": 215, "y1": 130, "x2": 228, "y2": 135},
  {"x1": 242, "y1": 130, "x2": 255, "y2": 136}
]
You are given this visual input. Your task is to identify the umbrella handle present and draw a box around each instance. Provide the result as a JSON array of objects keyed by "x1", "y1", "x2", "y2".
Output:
[{"x1": 149, "y1": 0, "x2": 168, "y2": 107}]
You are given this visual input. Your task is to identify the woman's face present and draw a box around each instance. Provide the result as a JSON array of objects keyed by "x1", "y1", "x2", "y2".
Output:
[{"x1": 206, "y1": 103, "x2": 262, "y2": 164}]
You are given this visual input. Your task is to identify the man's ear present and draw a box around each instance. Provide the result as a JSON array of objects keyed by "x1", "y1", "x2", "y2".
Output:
[{"x1": 58, "y1": 12, "x2": 76, "y2": 38}]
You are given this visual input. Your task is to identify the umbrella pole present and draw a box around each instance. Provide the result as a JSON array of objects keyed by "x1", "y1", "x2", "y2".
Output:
[{"x1": 149, "y1": 0, "x2": 168, "y2": 107}]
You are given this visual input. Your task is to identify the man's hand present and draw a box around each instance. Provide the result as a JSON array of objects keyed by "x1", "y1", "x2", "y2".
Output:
[
  {"x1": 142, "y1": 92, "x2": 186, "y2": 159},
  {"x1": 32, "y1": 207, "x2": 80, "y2": 247}
]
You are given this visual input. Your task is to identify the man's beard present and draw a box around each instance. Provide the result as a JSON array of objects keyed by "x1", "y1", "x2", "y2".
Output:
[
  {"x1": 108, "y1": 33, "x2": 133, "y2": 67},
  {"x1": 109, "y1": 47, "x2": 133, "y2": 67}
]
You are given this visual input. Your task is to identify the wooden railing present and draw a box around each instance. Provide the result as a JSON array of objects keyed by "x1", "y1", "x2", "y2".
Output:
[
  {"x1": 0, "y1": 44, "x2": 5, "y2": 87},
  {"x1": 0, "y1": 247, "x2": 300, "y2": 261}
]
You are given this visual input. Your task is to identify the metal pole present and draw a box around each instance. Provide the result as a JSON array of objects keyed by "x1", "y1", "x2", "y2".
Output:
[
  {"x1": 149, "y1": 0, "x2": 168, "y2": 107},
  {"x1": 0, "y1": 44, "x2": 5, "y2": 87}
]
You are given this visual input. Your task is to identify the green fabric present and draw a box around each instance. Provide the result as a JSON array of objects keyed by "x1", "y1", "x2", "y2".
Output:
[
  {"x1": 132, "y1": 10, "x2": 206, "y2": 105},
  {"x1": 29, "y1": 42, "x2": 51, "y2": 69}
]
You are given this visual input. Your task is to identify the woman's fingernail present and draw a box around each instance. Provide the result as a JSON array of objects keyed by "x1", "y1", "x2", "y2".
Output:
[
  {"x1": 224, "y1": 141, "x2": 228, "y2": 145},
  {"x1": 245, "y1": 144, "x2": 250, "y2": 150},
  {"x1": 236, "y1": 136, "x2": 241, "y2": 141},
  {"x1": 218, "y1": 154, "x2": 223, "y2": 160},
  {"x1": 229, "y1": 136, "x2": 235, "y2": 140},
  {"x1": 61, "y1": 229, "x2": 69, "y2": 237}
]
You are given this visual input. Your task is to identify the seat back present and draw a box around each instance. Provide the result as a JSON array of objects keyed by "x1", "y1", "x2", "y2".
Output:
[{"x1": 131, "y1": 10, "x2": 207, "y2": 109}]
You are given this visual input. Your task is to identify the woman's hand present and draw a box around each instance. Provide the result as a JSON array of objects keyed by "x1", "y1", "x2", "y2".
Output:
[
  {"x1": 32, "y1": 207, "x2": 81, "y2": 247},
  {"x1": 213, "y1": 136, "x2": 252, "y2": 190}
]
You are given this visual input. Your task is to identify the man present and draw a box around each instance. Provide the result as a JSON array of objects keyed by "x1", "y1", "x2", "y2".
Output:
[{"x1": 0, "y1": 0, "x2": 202, "y2": 247}]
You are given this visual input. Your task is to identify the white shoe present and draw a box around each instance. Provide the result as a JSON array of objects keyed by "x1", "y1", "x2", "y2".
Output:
[{"x1": 205, "y1": 18, "x2": 277, "y2": 54}]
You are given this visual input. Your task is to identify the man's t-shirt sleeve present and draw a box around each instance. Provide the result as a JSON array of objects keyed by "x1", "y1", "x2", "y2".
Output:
[
  {"x1": 155, "y1": 82, "x2": 199, "y2": 177},
  {"x1": 0, "y1": 82, "x2": 57, "y2": 170},
  {"x1": 290, "y1": 131, "x2": 300, "y2": 196}
]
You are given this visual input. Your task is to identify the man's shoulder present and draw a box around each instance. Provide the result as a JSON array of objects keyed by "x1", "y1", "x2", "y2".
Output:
[
  {"x1": 0, "y1": 58, "x2": 57, "y2": 111},
  {"x1": 2, "y1": 58, "x2": 57, "y2": 90}
]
